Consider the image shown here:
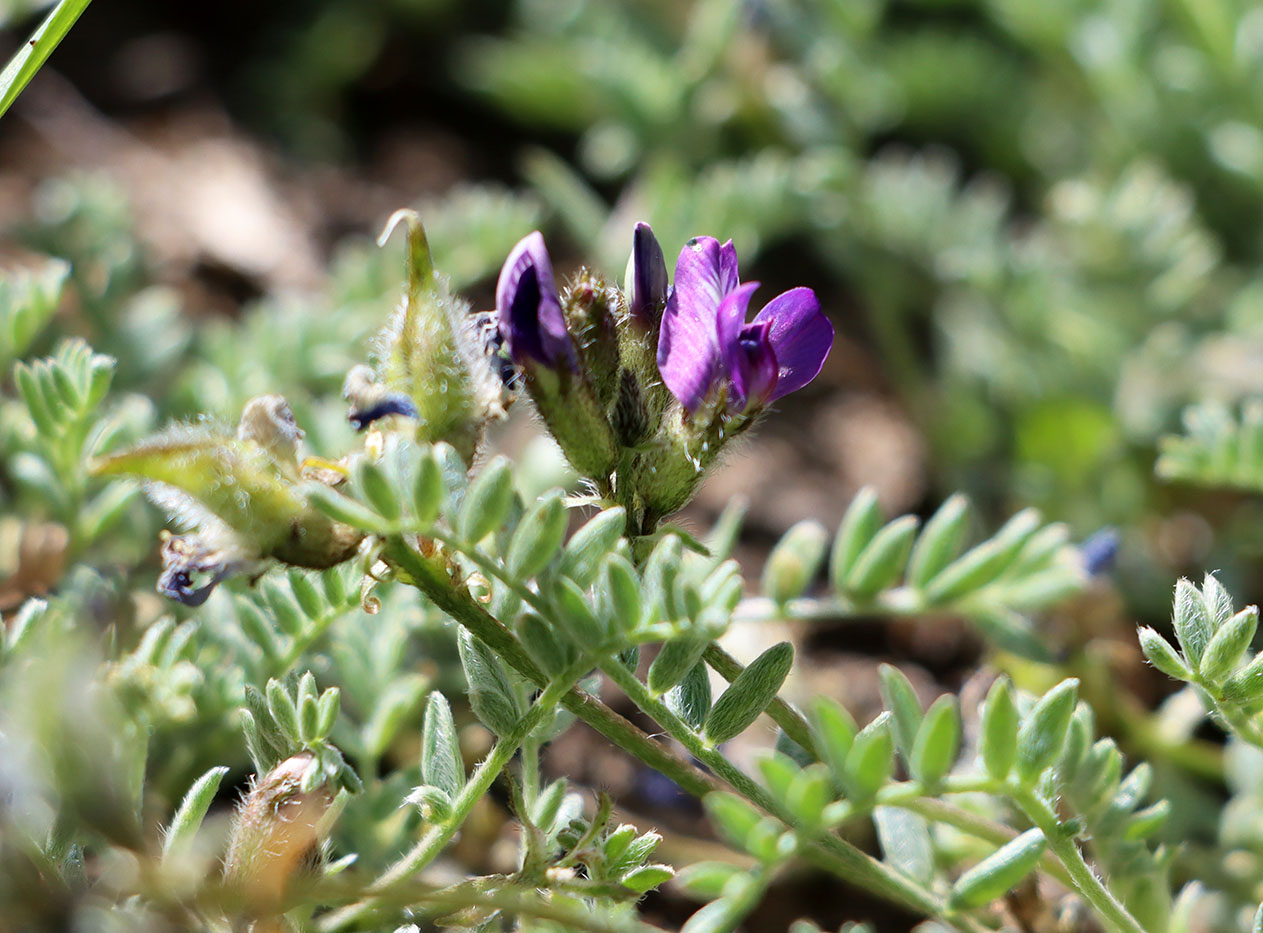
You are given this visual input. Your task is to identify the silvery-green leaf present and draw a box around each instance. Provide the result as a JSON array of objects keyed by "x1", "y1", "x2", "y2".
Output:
[
  {"x1": 829, "y1": 487, "x2": 883, "y2": 589},
  {"x1": 763, "y1": 520, "x2": 828, "y2": 604},
  {"x1": 412, "y1": 447, "x2": 443, "y2": 526},
  {"x1": 906, "y1": 494, "x2": 970, "y2": 589},
  {"x1": 505, "y1": 492, "x2": 567, "y2": 580},
  {"x1": 1172, "y1": 578, "x2": 1213, "y2": 667},
  {"x1": 947, "y1": 828, "x2": 1046, "y2": 909},
  {"x1": 978, "y1": 677, "x2": 1018, "y2": 781},
  {"x1": 457, "y1": 455, "x2": 515, "y2": 544},
  {"x1": 809, "y1": 696, "x2": 858, "y2": 788},
  {"x1": 561, "y1": 507, "x2": 626, "y2": 587},
  {"x1": 703, "y1": 642, "x2": 794, "y2": 744},
  {"x1": 1138, "y1": 627, "x2": 1190, "y2": 681},
  {"x1": 843, "y1": 713, "x2": 894, "y2": 799},
  {"x1": 648, "y1": 637, "x2": 709, "y2": 696},
  {"x1": 878, "y1": 664, "x2": 923, "y2": 761},
  {"x1": 1199, "y1": 607, "x2": 1258, "y2": 684},
  {"x1": 909, "y1": 695, "x2": 960, "y2": 786},
  {"x1": 873, "y1": 806, "x2": 933, "y2": 884},
  {"x1": 421, "y1": 692, "x2": 463, "y2": 799},
  {"x1": 1016, "y1": 678, "x2": 1079, "y2": 786},
  {"x1": 457, "y1": 628, "x2": 522, "y2": 736},
  {"x1": 162, "y1": 766, "x2": 230, "y2": 863},
  {"x1": 666, "y1": 660, "x2": 712, "y2": 729},
  {"x1": 845, "y1": 515, "x2": 919, "y2": 599}
]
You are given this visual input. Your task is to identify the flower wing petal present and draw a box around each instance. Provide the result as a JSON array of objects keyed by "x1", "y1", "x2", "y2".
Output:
[{"x1": 752, "y1": 287, "x2": 833, "y2": 400}]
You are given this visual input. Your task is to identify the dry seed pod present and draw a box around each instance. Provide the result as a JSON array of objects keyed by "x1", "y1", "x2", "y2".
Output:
[{"x1": 224, "y1": 753, "x2": 333, "y2": 918}]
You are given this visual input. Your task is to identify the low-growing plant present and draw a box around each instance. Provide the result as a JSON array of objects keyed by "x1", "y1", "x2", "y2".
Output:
[{"x1": 8, "y1": 203, "x2": 1263, "y2": 933}]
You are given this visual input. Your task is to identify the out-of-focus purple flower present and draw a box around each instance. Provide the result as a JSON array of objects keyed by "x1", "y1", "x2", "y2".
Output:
[
  {"x1": 625, "y1": 222, "x2": 668, "y2": 326},
  {"x1": 496, "y1": 232, "x2": 575, "y2": 370},
  {"x1": 657, "y1": 236, "x2": 833, "y2": 413},
  {"x1": 1080, "y1": 527, "x2": 1119, "y2": 575}
]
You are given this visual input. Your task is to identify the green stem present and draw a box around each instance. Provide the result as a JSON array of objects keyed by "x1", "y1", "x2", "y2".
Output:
[
  {"x1": 895, "y1": 797, "x2": 1075, "y2": 891},
  {"x1": 320, "y1": 656, "x2": 593, "y2": 931},
  {"x1": 1209, "y1": 694, "x2": 1263, "y2": 750},
  {"x1": 1010, "y1": 786, "x2": 1146, "y2": 933},
  {"x1": 409, "y1": 533, "x2": 983, "y2": 931}
]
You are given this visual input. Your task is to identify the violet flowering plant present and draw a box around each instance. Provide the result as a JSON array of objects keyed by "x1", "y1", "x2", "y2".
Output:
[{"x1": 52, "y1": 212, "x2": 1157, "y2": 933}]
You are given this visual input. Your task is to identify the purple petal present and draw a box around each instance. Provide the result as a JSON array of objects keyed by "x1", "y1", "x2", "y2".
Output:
[
  {"x1": 496, "y1": 232, "x2": 574, "y2": 369},
  {"x1": 718, "y1": 239, "x2": 740, "y2": 296},
  {"x1": 716, "y1": 280, "x2": 761, "y2": 379},
  {"x1": 671, "y1": 236, "x2": 729, "y2": 318},
  {"x1": 730, "y1": 321, "x2": 779, "y2": 411},
  {"x1": 752, "y1": 287, "x2": 833, "y2": 400},
  {"x1": 657, "y1": 237, "x2": 731, "y2": 412},
  {"x1": 658, "y1": 298, "x2": 721, "y2": 414}
]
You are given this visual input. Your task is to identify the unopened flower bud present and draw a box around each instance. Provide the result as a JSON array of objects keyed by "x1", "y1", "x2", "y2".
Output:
[
  {"x1": 562, "y1": 269, "x2": 621, "y2": 407},
  {"x1": 624, "y1": 221, "x2": 668, "y2": 330},
  {"x1": 496, "y1": 232, "x2": 617, "y2": 481}
]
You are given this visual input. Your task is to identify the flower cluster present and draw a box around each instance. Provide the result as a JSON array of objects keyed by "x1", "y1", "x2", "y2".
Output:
[
  {"x1": 496, "y1": 223, "x2": 833, "y2": 530},
  {"x1": 100, "y1": 217, "x2": 832, "y2": 602}
]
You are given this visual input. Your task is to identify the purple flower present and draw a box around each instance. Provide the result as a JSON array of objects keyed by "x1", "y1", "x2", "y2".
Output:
[
  {"x1": 496, "y1": 232, "x2": 576, "y2": 370},
  {"x1": 657, "y1": 236, "x2": 833, "y2": 413}
]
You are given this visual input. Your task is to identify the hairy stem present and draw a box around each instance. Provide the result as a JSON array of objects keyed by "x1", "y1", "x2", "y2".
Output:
[
  {"x1": 597, "y1": 660, "x2": 986, "y2": 932},
  {"x1": 382, "y1": 536, "x2": 717, "y2": 799},
  {"x1": 1010, "y1": 786, "x2": 1147, "y2": 933},
  {"x1": 320, "y1": 656, "x2": 594, "y2": 930}
]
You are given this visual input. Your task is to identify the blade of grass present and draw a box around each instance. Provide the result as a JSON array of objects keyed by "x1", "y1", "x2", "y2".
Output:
[{"x1": 0, "y1": 0, "x2": 95, "y2": 120}]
